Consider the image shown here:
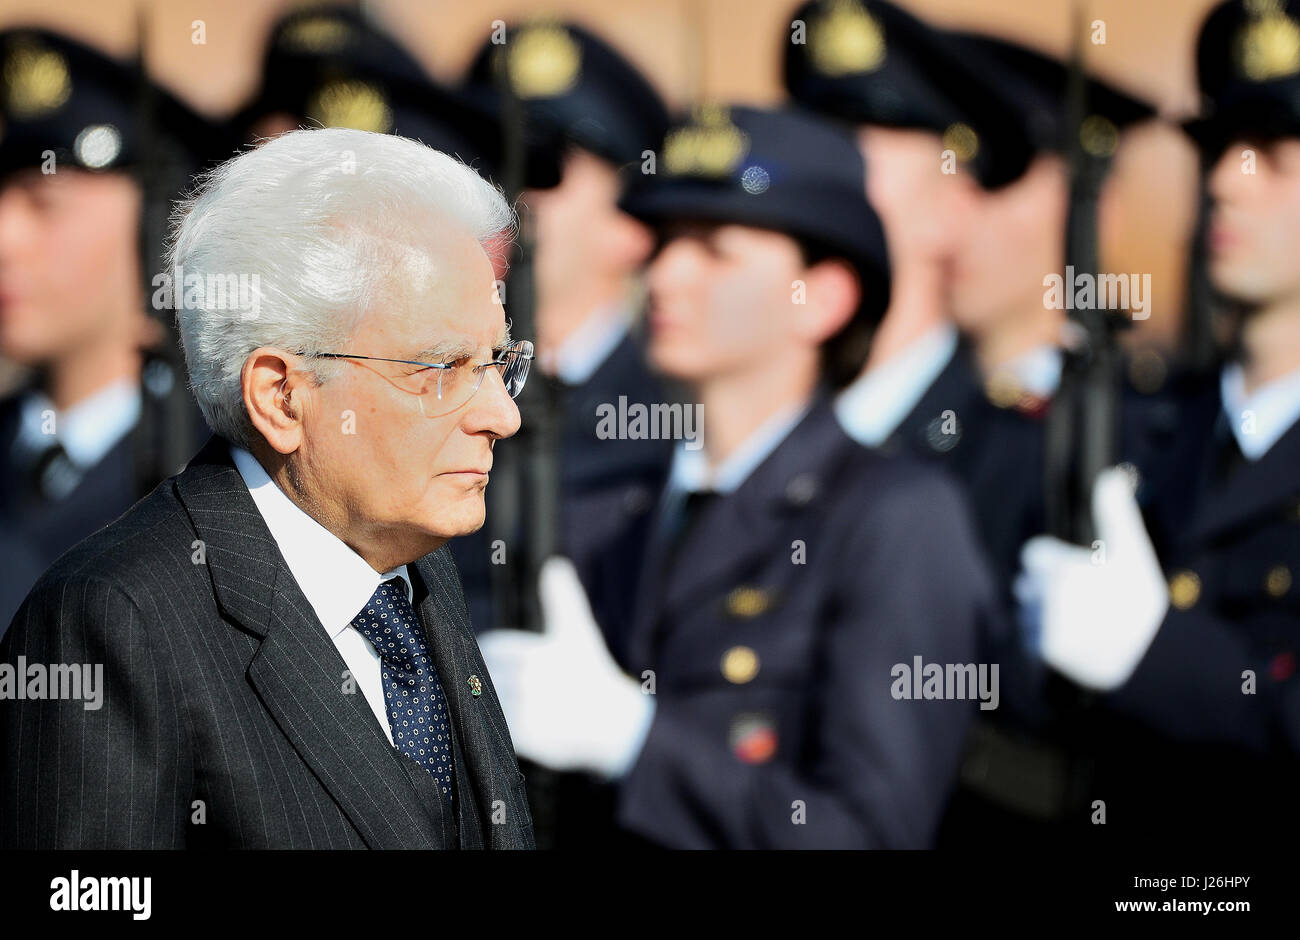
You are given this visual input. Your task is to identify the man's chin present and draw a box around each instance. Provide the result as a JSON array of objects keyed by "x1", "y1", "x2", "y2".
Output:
[{"x1": 428, "y1": 490, "x2": 487, "y2": 539}]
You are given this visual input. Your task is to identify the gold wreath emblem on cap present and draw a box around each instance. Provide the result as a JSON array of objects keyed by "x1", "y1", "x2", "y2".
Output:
[
  {"x1": 1236, "y1": 5, "x2": 1300, "y2": 81},
  {"x1": 3, "y1": 39, "x2": 72, "y2": 119},
  {"x1": 507, "y1": 21, "x2": 581, "y2": 99},
  {"x1": 809, "y1": 0, "x2": 886, "y2": 77},
  {"x1": 307, "y1": 79, "x2": 393, "y2": 133},
  {"x1": 663, "y1": 104, "x2": 750, "y2": 178},
  {"x1": 943, "y1": 122, "x2": 980, "y2": 161},
  {"x1": 280, "y1": 14, "x2": 353, "y2": 54}
]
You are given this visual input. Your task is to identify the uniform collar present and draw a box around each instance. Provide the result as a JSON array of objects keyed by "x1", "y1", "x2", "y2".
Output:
[
  {"x1": 17, "y1": 377, "x2": 140, "y2": 467},
  {"x1": 667, "y1": 397, "x2": 812, "y2": 496},
  {"x1": 230, "y1": 444, "x2": 412, "y2": 639},
  {"x1": 1220, "y1": 361, "x2": 1300, "y2": 461},
  {"x1": 542, "y1": 302, "x2": 633, "y2": 387},
  {"x1": 993, "y1": 343, "x2": 1063, "y2": 399},
  {"x1": 833, "y1": 322, "x2": 958, "y2": 446}
]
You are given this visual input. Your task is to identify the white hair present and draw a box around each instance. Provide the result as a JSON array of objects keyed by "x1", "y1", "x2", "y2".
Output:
[{"x1": 168, "y1": 127, "x2": 515, "y2": 449}]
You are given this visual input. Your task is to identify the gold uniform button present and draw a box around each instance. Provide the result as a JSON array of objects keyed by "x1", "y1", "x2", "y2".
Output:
[
  {"x1": 1169, "y1": 570, "x2": 1201, "y2": 610},
  {"x1": 722, "y1": 646, "x2": 760, "y2": 684},
  {"x1": 1266, "y1": 565, "x2": 1292, "y2": 598},
  {"x1": 726, "y1": 586, "x2": 771, "y2": 619}
]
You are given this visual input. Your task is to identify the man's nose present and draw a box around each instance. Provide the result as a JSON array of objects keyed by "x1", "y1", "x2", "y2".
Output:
[{"x1": 466, "y1": 365, "x2": 522, "y2": 439}]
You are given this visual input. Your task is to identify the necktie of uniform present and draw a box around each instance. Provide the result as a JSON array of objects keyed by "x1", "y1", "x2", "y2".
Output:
[
  {"x1": 349, "y1": 577, "x2": 455, "y2": 804},
  {"x1": 661, "y1": 488, "x2": 719, "y2": 576}
]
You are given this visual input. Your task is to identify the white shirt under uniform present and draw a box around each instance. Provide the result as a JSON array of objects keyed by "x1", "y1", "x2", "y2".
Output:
[{"x1": 230, "y1": 445, "x2": 411, "y2": 746}]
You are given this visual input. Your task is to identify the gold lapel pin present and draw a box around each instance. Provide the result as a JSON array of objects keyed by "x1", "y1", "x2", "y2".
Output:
[{"x1": 467, "y1": 675, "x2": 482, "y2": 697}]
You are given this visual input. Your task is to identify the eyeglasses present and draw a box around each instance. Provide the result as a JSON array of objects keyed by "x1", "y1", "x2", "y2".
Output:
[{"x1": 311, "y1": 339, "x2": 533, "y2": 418}]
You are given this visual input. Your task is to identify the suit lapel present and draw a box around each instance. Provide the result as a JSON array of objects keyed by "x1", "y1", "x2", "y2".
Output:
[
  {"x1": 629, "y1": 398, "x2": 851, "y2": 665},
  {"x1": 412, "y1": 547, "x2": 519, "y2": 849},
  {"x1": 175, "y1": 437, "x2": 444, "y2": 849},
  {"x1": 890, "y1": 339, "x2": 977, "y2": 454},
  {"x1": 1188, "y1": 417, "x2": 1300, "y2": 544}
]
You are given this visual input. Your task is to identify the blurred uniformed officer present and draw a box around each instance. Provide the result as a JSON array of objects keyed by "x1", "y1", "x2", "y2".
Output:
[
  {"x1": 480, "y1": 105, "x2": 1000, "y2": 848},
  {"x1": 1020, "y1": 0, "x2": 1300, "y2": 844},
  {"x1": 235, "y1": 6, "x2": 560, "y2": 199},
  {"x1": 782, "y1": 2, "x2": 1136, "y2": 844},
  {"x1": 0, "y1": 28, "x2": 221, "y2": 633},
  {"x1": 784, "y1": 0, "x2": 1045, "y2": 595},
  {"x1": 456, "y1": 21, "x2": 674, "y2": 636},
  {"x1": 943, "y1": 29, "x2": 1155, "y2": 408},
  {"x1": 928, "y1": 26, "x2": 1162, "y2": 844}
]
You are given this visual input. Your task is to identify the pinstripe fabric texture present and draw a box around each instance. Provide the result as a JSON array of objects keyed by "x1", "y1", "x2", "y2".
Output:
[{"x1": 0, "y1": 437, "x2": 535, "y2": 849}]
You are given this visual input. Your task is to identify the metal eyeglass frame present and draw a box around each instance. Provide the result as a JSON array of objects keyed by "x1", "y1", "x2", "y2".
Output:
[{"x1": 309, "y1": 339, "x2": 534, "y2": 411}]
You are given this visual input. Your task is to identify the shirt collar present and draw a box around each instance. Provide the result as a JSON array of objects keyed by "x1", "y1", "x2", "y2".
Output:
[
  {"x1": 17, "y1": 377, "x2": 141, "y2": 467},
  {"x1": 833, "y1": 322, "x2": 958, "y2": 446},
  {"x1": 1220, "y1": 361, "x2": 1300, "y2": 461},
  {"x1": 230, "y1": 445, "x2": 413, "y2": 639},
  {"x1": 997, "y1": 344, "x2": 1063, "y2": 399},
  {"x1": 667, "y1": 398, "x2": 811, "y2": 496},
  {"x1": 542, "y1": 302, "x2": 632, "y2": 386}
]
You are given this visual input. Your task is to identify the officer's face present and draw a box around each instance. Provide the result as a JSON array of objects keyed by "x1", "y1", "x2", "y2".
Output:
[
  {"x1": 947, "y1": 153, "x2": 1068, "y2": 335},
  {"x1": 1207, "y1": 137, "x2": 1300, "y2": 305},
  {"x1": 0, "y1": 168, "x2": 147, "y2": 366},
  {"x1": 524, "y1": 147, "x2": 654, "y2": 319},
  {"x1": 644, "y1": 222, "x2": 815, "y2": 385},
  {"x1": 857, "y1": 125, "x2": 962, "y2": 268},
  {"x1": 280, "y1": 221, "x2": 520, "y2": 562}
]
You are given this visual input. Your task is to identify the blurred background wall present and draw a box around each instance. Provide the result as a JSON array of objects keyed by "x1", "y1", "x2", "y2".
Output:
[{"x1": 0, "y1": 0, "x2": 1223, "y2": 357}]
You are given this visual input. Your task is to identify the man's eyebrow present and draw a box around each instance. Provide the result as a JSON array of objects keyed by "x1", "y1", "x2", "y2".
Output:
[{"x1": 412, "y1": 340, "x2": 476, "y2": 362}]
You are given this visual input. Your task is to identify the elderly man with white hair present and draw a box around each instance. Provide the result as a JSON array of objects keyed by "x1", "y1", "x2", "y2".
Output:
[{"x1": 0, "y1": 128, "x2": 536, "y2": 849}]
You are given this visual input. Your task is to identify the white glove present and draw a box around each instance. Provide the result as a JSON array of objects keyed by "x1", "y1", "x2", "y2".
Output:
[
  {"x1": 477, "y1": 556, "x2": 655, "y2": 779},
  {"x1": 1015, "y1": 466, "x2": 1169, "y2": 691}
]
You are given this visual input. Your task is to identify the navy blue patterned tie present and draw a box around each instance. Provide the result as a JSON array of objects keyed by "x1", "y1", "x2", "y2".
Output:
[{"x1": 350, "y1": 577, "x2": 455, "y2": 804}]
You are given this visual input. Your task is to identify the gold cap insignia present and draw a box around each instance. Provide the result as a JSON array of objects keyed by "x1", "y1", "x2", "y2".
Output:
[
  {"x1": 943, "y1": 122, "x2": 979, "y2": 161},
  {"x1": 721, "y1": 645, "x2": 761, "y2": 683},
  {"x1": 1235, "y1": 2, "x2": 1300, "y2": 82},
  {"x1": 663, "y1": 104, "x2": 750, "y2": 178},
  {"x1": 3, "y1": 38, "x2": 72, "y2": 119},
  {"x1": 280, "y1": 14, "x2": 353, "y2": 55},
  {"x1": 507, "y1": 22, "x2": 582, "y2": 99},
  {"x1": 809, "y1": 0, "x2": 886, "y2": 77},
  {"x1": 307, "y1": 79, "x2": 392, "y2": 133}
]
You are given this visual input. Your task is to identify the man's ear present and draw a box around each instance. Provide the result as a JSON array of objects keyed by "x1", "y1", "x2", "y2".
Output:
[
  {"x1": 241, "y1": 347, "x2": 307, "y2": 456},
  {"x1": 799, "y1": 258, "x2": 862, "y2": 344}
]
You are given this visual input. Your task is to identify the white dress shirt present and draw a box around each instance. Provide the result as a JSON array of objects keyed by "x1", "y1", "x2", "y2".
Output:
[
  {"x1": 833, "y1": 322, "x2": 958, "y2": 446},
  {"x1": 230, "y1": 445, "x2": 412, "y2": 745},
  {"x1": 1220, "y1": 361, "x2": 1300, "y2": 461}
]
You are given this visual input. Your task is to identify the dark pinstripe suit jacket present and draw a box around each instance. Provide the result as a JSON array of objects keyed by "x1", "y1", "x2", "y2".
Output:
[{"x1": 0, "y1": 437, "x2": 535, "y2": 849}]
